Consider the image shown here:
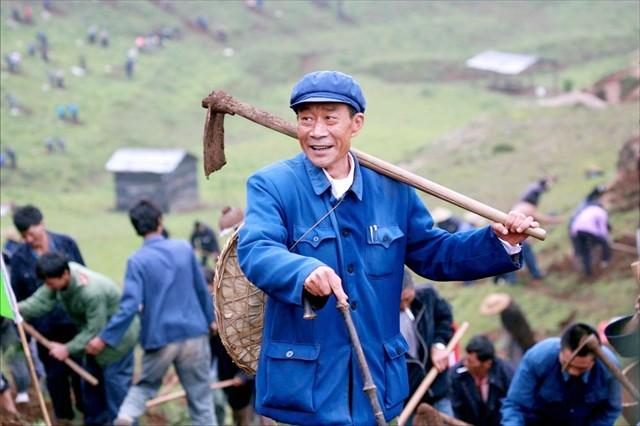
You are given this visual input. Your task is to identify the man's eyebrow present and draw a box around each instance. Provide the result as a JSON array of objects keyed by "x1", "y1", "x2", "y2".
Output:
[{"x1": 322, "y1": 105, "x2": 338, "y2": 111}]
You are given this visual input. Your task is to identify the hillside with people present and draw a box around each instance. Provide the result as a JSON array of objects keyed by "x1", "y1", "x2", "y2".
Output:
[{"x1": 1, "y1": 1, "x2": 638, "y2": 425}]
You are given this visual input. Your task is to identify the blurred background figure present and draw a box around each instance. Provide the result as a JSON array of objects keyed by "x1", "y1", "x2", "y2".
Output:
[
  {"x1": 449, "y1": 334, "x2": 514, "y2": 426},
  {"x1": 190, "y1": 220, "x2": 220, "y2": 267},
  {"x1": 480, "y1": 293, "x2": 536, "y2": 366},
  {"x1": 400, "y1": 268, "x2": 455, "y2": 417},
  {"x1": 218, "y1": 206, "x2": 244, "y2": 238},
  {"x1": 569, "y1": 185, "x2": 611, "y2": 277},
  {"x1": 431, "y1": 207, "x2": 473, "y2": 234},
  {"x1": 204, "y1": 267, "x2": 256, "y2": 426},
  {"x1": 495, "y1": 176, "x2": 563, "y2": 286}
]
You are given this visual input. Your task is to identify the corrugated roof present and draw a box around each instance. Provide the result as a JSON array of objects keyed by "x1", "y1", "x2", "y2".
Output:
[
  {"x1": 105, "y1": 148, "x2": 193, "y2": 173},
  {"x1": 466, "y1": 50, "x2": 539, "y2": 75}
]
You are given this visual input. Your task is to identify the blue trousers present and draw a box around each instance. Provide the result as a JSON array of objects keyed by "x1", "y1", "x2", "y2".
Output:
[{"x1": 83, "y1": 350, "x2": 135, "y2": 425}]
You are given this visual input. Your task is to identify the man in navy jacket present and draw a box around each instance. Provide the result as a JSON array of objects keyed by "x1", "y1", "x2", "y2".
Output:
[{"x1": 11, "y1": 205, "x2": 84, "y2": 421}]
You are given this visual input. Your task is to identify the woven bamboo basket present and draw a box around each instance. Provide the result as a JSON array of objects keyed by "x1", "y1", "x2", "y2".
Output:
[{"x1": 213, "y1": 228, "x2": 265, "y2": 375}]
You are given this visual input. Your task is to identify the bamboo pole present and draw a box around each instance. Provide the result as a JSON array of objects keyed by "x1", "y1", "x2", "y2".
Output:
[
  {"x1": 146, "y1": 378, "x2": 237, "y2": 409},
  {"x1": 398, "y1": 322, "x2": 470, "y2": 426},
  {"x1": 201, "y1": 91, "x2": 547, "y2": 241},
  {"x1": 16, "y1": 322, "x2": 52, "y2": 426},
  {"x1": 22, "y1": 322, "x2": 99, "y2": 386}
]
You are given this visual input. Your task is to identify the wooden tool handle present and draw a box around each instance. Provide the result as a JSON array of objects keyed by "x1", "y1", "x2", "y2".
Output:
[
  {"x1": 202, "y1": 91, "x2": 546, "y2": 241},
  {"x1": 585, "y1": 335, "x2": 640, "y2": 401},
  {"x1": 22, "y1": 322, "x2": 99, "y2": 386},
  {"x1": 146, "y1": 379, "x2": 237, "y2": 409},
  {"x1": 398, "y1": 322, "x2": 470, "y2": 426}
]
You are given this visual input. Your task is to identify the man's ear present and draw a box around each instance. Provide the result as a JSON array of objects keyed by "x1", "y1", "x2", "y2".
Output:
[{"x1": 351, "y1": 113, "x2": 365, "y2": 137}]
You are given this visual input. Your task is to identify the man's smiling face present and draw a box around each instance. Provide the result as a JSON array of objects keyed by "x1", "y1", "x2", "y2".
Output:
[{"x1": 296, "y1": 103, "x2": 363, "y2": 179}]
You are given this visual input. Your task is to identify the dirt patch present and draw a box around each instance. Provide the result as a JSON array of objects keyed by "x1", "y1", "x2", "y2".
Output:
[
  {"x1": 0, "y1": 389, "x2": 54, "y2": 426},
  {"x1": 606, "y1": 136, "x2": 639, "y2": 212},
  {"x1": 546, "y1": 234, "x2": 637, "y2": 279},
  {"x1": 0, "y1": 388, "x2": 170, "y2": 425}
]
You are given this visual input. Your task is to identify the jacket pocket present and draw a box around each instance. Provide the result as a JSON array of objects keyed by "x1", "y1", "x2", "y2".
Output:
[
  {"x1": 365, "y1": 225, "x2": 405, "y2": 278},
  {"x1": 262, "y1": 341, "x2": 320, "y2": 413},
  {"x1": 383, "y1": 334, "x2": 409, "y2": 408},
  {"x1": 292, "y1": 226, "x2": 337, "y2": 258}
]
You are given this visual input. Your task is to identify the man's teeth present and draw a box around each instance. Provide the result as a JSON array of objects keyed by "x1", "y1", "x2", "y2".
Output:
[{"x1": 311, "y1": 145, "x2": 332, "y2": 150}]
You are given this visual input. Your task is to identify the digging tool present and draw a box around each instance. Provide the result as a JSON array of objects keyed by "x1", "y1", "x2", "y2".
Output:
[
  {"x1": 610, "y1": 241, "x2": 638, "y2": 255},
  {"x1": 336, "y1": 300, "x2": 386, "y2": 426},
  {"x1": 398, "y1": 322, "x2": 469, "y2": 426},
  {"x1": 563, "y1": 334, "x2": 639, "y2": 401},
  {"x1": 23, "y1": 322, "x2": 99, "y2": 386},
  {"x1": 413, "y1": 403, "x2": 473, "y2": 426},
  {"x1": 16, "y1": 322, "x2": 52, "y2": 425},
  {"x1": 201, "y1": 91, "x2": 547, "y2": 241},
  {"x1": 146, "y1": 378, "x2": 237, "y2": 409}
]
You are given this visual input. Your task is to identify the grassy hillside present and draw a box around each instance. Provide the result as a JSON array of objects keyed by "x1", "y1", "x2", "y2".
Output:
[{"x1": 1, "y1": 1, "x2": 638, "y2": 422}]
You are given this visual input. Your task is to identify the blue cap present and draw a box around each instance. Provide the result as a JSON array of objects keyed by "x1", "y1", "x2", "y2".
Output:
[{"x1": 290, "y1": 70, "x2": 366, "y2": 113}]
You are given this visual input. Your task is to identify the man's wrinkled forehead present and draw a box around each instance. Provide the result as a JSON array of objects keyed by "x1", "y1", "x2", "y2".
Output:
[{"x1": 295, "y1": 102, "x2": 349, "y2": 115}]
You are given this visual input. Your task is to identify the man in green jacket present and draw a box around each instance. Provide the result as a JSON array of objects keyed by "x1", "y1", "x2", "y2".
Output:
[{"x1": 18, "y1": 252, "x2": 139, "y2": 425}]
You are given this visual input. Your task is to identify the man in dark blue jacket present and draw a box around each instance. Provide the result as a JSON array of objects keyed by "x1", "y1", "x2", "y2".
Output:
[
  {"x1": 501, "y1": 323, "x2": 621, "y2": 425},
  {"x1": 238, "y1": 70, "x2": 540, "y2": 425},
  {"x1": 11, "y1": 204, "x2": 84, "y2": 421},
  {"x1": 449, "y1": 334, "x2": 514, "y2": 426}
]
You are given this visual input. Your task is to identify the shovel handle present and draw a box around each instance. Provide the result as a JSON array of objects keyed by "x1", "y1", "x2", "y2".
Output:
[{"x1": 202, "y1": 91, "x2": 546, "y2": 241}]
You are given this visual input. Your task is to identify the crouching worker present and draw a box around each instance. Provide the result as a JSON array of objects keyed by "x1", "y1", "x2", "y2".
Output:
[
  {"x1": 18, "y1": 252, "x2": 139, "y2": 425},
  {"x1": 501, "y1": 323, "x2": 621, "y2": 425}
]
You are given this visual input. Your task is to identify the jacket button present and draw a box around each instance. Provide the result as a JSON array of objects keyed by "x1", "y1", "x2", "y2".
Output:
[
  {"x1": 285, "y1": 350, "x2": 294, "y2": 358},
  {"x1": 312, "y1": 236, "x2": 319, "y2": 242},
  {"x1": 350, "y1": 301, "x2": 357, "y2": 310},
  {"x1": 347, "y1": 264, "x2": 354, "y2": 273},
  {"x1": 342, "y1": 229, "x2": 350, "y2": 237},
  {"x1": 383, "y1": 235, "x2": 390, "y2": 242}
]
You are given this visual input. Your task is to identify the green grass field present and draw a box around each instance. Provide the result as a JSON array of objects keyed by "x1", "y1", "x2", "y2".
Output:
[{"x1": 1, "y1": 0, "x2": 639, "y2": 423}]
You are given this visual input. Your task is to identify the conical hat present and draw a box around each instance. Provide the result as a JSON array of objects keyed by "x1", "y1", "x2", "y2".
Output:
[{"x1": 480, "y1": 293, "x2": 512, "y2": 315}]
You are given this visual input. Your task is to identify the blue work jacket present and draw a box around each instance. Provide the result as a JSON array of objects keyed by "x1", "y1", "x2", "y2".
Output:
[
  {"x1": 238, "y1": 152, "x2": 520, "y2": 426},
  {"x1": 501, "y1": 338, "x2": 622, "y2": 426},
  {"x1": 100, "y1": 236, "x2": 214, "y2": 350}
]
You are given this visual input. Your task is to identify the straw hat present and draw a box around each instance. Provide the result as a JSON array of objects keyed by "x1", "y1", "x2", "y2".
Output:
[{"x1": 480, "y1": 293, "x2": 512, "y2": 315}]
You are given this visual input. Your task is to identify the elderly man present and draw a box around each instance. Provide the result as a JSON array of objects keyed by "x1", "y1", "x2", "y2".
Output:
[
  {"x1": 237, "y1": 70, "x2": 538, "y2": 425},
  {"x1": 501, "y1": 323, "x2": 622, "y2": 425}
]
